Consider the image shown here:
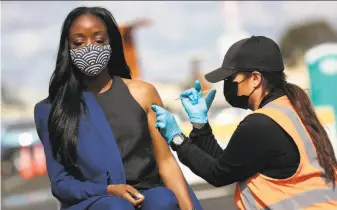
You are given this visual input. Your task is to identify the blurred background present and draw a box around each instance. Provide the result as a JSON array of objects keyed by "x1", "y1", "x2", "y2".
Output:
[{"x1": 1, "y1": 1, "x2": 337, "y2": 210}]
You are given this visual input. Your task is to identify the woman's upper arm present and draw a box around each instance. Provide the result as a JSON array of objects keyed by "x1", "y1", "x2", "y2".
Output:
[
  {"x1": 123, "y1": 80, "x2": 175, "y2": 166},
  {"x1": 145, "y1": 84, "x2": 176, "y2": 166}
]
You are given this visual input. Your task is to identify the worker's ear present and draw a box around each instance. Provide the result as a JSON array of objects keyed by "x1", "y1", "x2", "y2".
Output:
[{"x1": 251, "y1": 71, "x2": 263, "y2": 88}]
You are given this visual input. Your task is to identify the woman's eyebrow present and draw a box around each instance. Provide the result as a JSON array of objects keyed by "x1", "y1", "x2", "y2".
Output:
[
  {"x1": 70, "y1": 32, "x2": 85, "y2": 38},
  {"x1": 93, "y1": 31, "x2": 105, "y2": 36}
]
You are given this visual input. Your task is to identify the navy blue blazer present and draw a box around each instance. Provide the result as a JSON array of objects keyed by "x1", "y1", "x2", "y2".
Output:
[{"x1": 34, "y1": 92, "x2": 126, "y2": 210}]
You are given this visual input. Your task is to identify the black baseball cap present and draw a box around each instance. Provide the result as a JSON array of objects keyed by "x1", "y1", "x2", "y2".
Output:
[{"x1": 205, "y1": 36, "x2": 285, "y2": 83}]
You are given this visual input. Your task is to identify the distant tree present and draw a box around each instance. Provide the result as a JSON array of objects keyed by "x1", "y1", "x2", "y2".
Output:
[{"x1": 279, "y1": 20, "x2": 337, "y2": 67}]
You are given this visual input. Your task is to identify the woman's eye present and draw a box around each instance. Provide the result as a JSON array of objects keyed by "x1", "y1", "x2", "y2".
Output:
[
  {"x1": 96, "y1": 40, "x2": 105, "y2": 44},
  {"x1": 73, "y1": 41, "x2": 84, "y2": 46}
]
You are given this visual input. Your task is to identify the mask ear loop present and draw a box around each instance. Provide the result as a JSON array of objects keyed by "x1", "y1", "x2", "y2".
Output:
[
  {"x1": 247, "y1": 73, "x2": 262, "y2": 97},
  {"x1": 236, "y1": 73, "x2": 253, "y2": 94}
]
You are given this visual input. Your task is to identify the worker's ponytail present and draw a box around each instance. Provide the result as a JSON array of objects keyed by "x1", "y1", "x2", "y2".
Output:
[
  {"x1": 283, "y1": 81, "x2": 337, "y2": 187},
  {"x1": 260, "y1": 71, "x2": 337, "y2": 188}
]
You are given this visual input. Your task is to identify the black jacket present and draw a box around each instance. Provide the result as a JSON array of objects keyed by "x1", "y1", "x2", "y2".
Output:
[{"x1": 177, "y1": 90, "x2": 300, "y2": 187}]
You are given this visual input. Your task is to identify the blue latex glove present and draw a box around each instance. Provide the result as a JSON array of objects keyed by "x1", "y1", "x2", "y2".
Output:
[
  {"x1": 179, "y1": 80, "x2": 216, "y2": 124},
  {"x1": 151, "y1": 105, "x2": 182, "y2": 145}
]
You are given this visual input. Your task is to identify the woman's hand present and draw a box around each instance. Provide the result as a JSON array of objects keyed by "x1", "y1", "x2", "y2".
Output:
[{"x1": 107, "y1": 184, "x2": 145, "y2": 208}]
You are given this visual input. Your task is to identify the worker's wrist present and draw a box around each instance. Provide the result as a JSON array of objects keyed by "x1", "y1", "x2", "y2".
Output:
[
  {"x1": 189, "y1": 113, "x2": 208, "y2": 124},
  {"x1": 176, "y1": 136, "x2": 192, "y2": 152},
  {"x1": 191, "y1": 122, "x2": 212, "y2": 136},
  {"x1": 192, "y1": 122, "x2": 206, "y2": 129},
  {"x1": 171, "y1": 133, "x2": 189, "y2": 151}
]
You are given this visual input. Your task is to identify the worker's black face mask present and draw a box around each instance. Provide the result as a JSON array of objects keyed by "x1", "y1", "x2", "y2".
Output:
[{"x1": 223, "y1": 77, "x2": 256, "y2": 110}]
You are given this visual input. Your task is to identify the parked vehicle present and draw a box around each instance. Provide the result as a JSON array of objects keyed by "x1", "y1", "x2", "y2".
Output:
[{"x1": 1, "y1": 119, "x2": 45, "y2": 178}]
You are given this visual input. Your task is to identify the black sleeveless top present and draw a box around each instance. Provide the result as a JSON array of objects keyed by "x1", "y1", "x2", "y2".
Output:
[{"x1": 95, "y1": 76, "x2": 163, "y2": 190}]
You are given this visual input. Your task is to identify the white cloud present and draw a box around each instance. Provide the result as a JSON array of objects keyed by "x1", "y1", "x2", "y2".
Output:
[
  {"x1": 281, "y1": 1, "x2": 337, "y2": 23},
  {"x1": 1, "y1": 2, "x2": 78, "y2": 27},
  {"x1": 3, "y1": 30, "x2": 41, "y2": 59},
  {"x1": 139, "y1": 46, "x2": 190, "y2": 81},
  {"x1": 2, "y1": 23, "x2": 61, "y2": 82},
  {"x1": 239, "y1": 1, "x2": 276, "y2": 28},
  {"x1": 1, "y1": 2, "x2": 22, "y2": 23}
]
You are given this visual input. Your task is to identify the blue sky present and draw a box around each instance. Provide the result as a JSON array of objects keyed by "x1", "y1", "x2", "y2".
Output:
[{"x1": 2, "y1": 1, "x2": 337, "y2": 97}]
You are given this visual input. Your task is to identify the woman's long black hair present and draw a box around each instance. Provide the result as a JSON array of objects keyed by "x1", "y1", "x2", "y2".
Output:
[{"x1": 47, "y1": 7, "x2": 131, "y2": 168}]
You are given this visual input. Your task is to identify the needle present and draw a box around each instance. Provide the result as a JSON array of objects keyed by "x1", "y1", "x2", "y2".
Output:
[{"x1": 174, "y1": 91, "x2": 210, "y2": 100}]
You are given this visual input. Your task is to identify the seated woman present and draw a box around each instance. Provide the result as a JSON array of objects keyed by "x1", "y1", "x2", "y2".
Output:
[{"x1": 34, "y1": 6, "x2": 202, "y2": 210}]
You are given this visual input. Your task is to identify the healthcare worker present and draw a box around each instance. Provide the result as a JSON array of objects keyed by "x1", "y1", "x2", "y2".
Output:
[{"x1": 152, "y1": 36, "x2": 337, "y2": 209}]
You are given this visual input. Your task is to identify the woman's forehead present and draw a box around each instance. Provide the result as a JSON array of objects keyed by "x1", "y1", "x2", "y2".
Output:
[{"x1": 70, "y1": 14, "x2": 106, "y2": 34}]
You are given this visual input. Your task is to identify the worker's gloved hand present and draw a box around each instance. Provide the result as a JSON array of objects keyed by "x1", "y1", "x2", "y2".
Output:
[
  {"x1": 179, "y1": 80, "x2": 216, "y2": 124},
  {"x1": 151, "y1": 105, "x2": 182, "y2": 145}
]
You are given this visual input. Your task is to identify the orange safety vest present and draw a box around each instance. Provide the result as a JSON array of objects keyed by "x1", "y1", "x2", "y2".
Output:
[{"x1": 235, "y1": 96, "x2": 337, "y2": 210}]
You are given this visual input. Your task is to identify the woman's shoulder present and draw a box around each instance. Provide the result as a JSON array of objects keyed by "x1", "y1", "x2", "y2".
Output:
[
  {"x1": 121, "y1": 78, "x2": 162, "y2": 111},
  {"x1": 35, "y1": 97, "x2": 51, "y2": 107},
  {"x1": 34, "y1": 98, "x2": 51, "y2": 116},
  {"x1": 122, "y1": 78, "x2": 158, "y2": 96}
]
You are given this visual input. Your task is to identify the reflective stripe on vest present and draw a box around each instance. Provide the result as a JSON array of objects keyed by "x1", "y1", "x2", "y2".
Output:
[{"x1": 239, "y1": 102, "x2": 337, "y2": 210}]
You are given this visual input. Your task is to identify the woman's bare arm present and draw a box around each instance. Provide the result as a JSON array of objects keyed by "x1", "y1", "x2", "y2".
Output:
[
  {"x1": 124, "y1": 79, "x2": 194, "y2": 210},
  {"x1": 146, "y1": 84, "x2": 194, "y2": 210}
]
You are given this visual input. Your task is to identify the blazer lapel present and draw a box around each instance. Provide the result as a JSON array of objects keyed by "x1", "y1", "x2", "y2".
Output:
[{"x1": 82, "y1": 91, "x2": 126, "y2": 184}]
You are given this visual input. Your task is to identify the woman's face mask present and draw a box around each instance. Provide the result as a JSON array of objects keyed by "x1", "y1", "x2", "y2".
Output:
[
  {"x1": 70, "y1": 44, "x2": 112, "y2": 76},
  {"x1": 223, "y1": 74, "x2": 256, "y2": 109}
]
